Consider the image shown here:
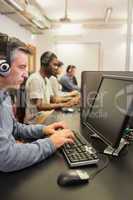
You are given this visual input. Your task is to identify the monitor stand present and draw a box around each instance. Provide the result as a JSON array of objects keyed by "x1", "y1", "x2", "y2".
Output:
[
  {"x1": 90, "y1": 133, "x2": 129, "y2": 156},
  {"x1": 104, "y1": 138, "x2": 129, "y2": 156}
]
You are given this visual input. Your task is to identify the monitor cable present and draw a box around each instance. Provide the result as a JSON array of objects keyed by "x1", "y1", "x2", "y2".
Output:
[{"x1": 89, "y1": 153, "x2": 110, "y2": 181}]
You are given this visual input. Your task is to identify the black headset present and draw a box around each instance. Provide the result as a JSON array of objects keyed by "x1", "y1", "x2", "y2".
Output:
[
  {"x1": 41, "y1": 51, "x2": 57, "y2": 68},
  {"x1": 0, "y1": 34, "x2": 11, "y2": 77}
]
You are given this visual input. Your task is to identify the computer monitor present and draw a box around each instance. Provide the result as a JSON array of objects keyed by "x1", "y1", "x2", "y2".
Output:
[
  {"x1": 85, "y1": 75, "x2": 133, "y2": 148},
  {"x1": 81, "y1": 71, "x2": 133, "y2": 127}
]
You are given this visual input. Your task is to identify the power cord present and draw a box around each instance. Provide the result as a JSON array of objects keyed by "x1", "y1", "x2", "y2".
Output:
[
  {"x1": 89, "y1": 154, "x2": 110, "y2": 181},
  {"x1": 87, "y1": 128, "x2": 133, "y2": 181}
]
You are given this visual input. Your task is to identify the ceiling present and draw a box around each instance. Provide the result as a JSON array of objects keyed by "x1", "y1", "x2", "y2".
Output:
[
  {"x1": 0, "y1": 0, "x2": 129, "y2": 34},
  {"x1": 36, "y1": 0, "x2": 128, "y2": 21}
]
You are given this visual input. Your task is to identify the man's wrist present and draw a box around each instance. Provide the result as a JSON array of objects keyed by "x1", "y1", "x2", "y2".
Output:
[{"x1": 42, "y1": 126, "x2": 48, "y2": 136}]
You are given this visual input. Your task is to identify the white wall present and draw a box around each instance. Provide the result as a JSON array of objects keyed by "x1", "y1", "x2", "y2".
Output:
[
  {"x1": 35, "y1": 28, "x2": 129, "y2": 84},
  {"x1": 36, "y1": 33, "x2": 56, "y2": 68},
  {"x1": 0, "y1": 14, "x2": 36, "y2": 44},
  {"x1": 131, "y1": 41, "x2": 133, "y2": 71},
  {"x1": 55, "y1": 42, "x2": 100, "y2": 85}
]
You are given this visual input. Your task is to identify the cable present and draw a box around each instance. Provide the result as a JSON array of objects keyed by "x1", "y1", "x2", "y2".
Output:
[
  {"x1": 89, "y1": 154, "x2": 110, "y2": 181},
  {"x1": 87, "y1": 128, "x2": 133, "y2": 182}
]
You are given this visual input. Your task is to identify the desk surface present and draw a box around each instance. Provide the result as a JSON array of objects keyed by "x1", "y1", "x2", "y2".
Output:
[{"x1": 0, "y1": 111, "x2": 133, "y2": 200}]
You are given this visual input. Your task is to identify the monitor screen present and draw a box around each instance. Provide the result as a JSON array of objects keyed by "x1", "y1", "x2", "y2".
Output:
[
  {"x1": 81, "y1": 71, "x2": 133, "y2": 123},
  {"x1": 86, "y1": 76, "x2": 133, "y2": 147}
]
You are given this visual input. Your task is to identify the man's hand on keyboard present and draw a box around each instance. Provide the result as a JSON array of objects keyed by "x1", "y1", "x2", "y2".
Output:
[
  {"x1": 43, "y1": 121, "x2": 68, "y2": 136},
  {"x1": 50, "y1": 129, "x2": 75, "y2": 149}
]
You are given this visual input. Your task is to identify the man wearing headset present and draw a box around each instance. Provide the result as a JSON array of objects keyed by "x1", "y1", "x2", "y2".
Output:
[
  {"x1": 25, "y1": 51, "x2": 77, "y2": 122},
  {"x1": 0, "y1": 33, "x2": 75, "y2": 172}
]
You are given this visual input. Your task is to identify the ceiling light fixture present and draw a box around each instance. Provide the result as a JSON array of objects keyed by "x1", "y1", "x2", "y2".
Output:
[
  {"x1": 6, "y1": 0, "x2": 24, "y2": 11},
  {"x1": 54, "y1": 23, "x2": 84, "y2": 35},
  {"x1": 32, "y1": 18, "x2": 45, "y2": 29},
  {"x1": 26, "y1": 4, "x2": 50, "y2": 28},
  {"x1": 104, "y1": 7, "x2": 112, "y2": 23}
]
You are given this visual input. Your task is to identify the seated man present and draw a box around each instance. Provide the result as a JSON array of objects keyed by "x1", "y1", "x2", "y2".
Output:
[
  {"x1": 25, "y1": 51, "x2": 76, "y2": 122},
  {"x1": 60, "y1": 65, "x2": 80, "y2": 92},
  {"x1": 0, "y1": 33, "x2": 74, "y2": 172},
  {"x1": 49, "y1": 60, "x2": 80, "y2": 98}
]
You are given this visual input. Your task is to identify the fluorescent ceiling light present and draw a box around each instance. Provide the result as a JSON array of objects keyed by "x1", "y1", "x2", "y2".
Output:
[
  {"x1": 7, "y1": 0, "x2": 24, "y2": 11},
  {"x1": 32, "y1": 18, "x2": 45, "y2": 29},
  {"x1": 54, "y1": 24, "x2": 84, "y2": 35},
  {"x1": 26, "y1": 4, "x2": 50, "y2": 28},
  {"x1": 26, "y1": 4, "x2": 39, "y2": 18},
  {"x1": 104, "y1": 7, "x2": 112, "y2": 23}
]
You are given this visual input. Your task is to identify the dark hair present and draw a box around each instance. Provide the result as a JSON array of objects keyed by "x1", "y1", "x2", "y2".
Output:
[
  {"x1": 66, "y1": 65, "x2": 76, "y2": 73},
  {"x1": 41, "y1": 51, "x2": 57, "y2": 68}
]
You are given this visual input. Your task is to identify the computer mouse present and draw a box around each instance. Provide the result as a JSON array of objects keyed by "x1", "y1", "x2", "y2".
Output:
[
  {"x1": 61, "y1": 107, "x2": 75, "y2": 113},
  {"x1": 57, "y1": 170, "x2": 90, "y2": 187}
]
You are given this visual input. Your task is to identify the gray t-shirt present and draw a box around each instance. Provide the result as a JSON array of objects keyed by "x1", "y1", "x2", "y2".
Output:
[
  {"x1": 25, "y1": 72, "x2": 53, "y2": 120},
  {"x1": 49, "y1": 76, "x2": 61, "y2": 96},
  {"x1": 49, "y1": 76, "x2": 70, "y2": 97}
]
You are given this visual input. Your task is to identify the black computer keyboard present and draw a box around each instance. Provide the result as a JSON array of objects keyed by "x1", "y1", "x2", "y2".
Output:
[{"x1": 62, "y1": 131, "x2": 99, "y2": 167}]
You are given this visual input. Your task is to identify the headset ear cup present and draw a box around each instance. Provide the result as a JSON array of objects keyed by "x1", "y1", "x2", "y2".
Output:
[
  {"x1": 42, "y1": 52, "x2": 53, "y2": 67},
  {"x1": 45, "y1": 52, "x2": 53, "y2": 66},
  {"x1": 0, "y1": 59, "x2": 11, "y2": 77},
  {"x1": 45, "y1": 56, "x2": 50, "y2": 66}
]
